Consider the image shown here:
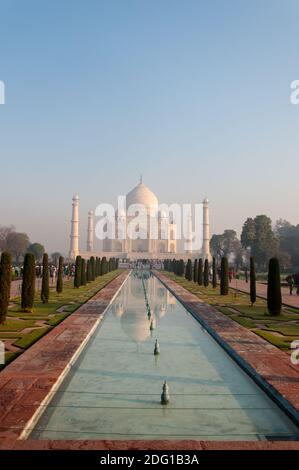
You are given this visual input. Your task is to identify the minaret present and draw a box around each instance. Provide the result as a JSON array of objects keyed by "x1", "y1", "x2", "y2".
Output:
[
  {"x1": 185, "y1": 212, "x2": 193, "y2": 254},
  {"x1": 86, "y1": 209, "x2": 94, "y2": 252},
  {"x1": 69, "y1": 194, "x2": 80, "y2": 259},
  {"x1": 202, "y1": 198, "x2": 210, "y2": 261}
]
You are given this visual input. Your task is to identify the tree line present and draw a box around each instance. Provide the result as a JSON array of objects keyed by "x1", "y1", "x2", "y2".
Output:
[
  {"x1": 0, "y1": 251, "x2": 119, "y2": 324},
  {"x1": 0, "y1": 225, "x2": 64, "y2": 265},
  {"x1": 73, "y1": 255, "x2": 118, "y2": 288},
  {"x1": 210, "y1": 215, "x2": 299, "y2": 272},
  {"x1": 164, "y1": 255, "x2": 282, "y2": 316}
]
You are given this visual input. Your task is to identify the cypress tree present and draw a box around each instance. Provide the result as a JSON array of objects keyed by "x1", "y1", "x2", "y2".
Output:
[
  {"x1": 90, "y1": 256, "x2": 96, "y2": 280},
  {"x1": 101, "y1": 257, "x2": 107, "y2": 275},
  {"x1": 198, "y1": 258, "x2": 203, "y2": 286},
  {"x1": 186, "y1": 259, "x2": 192, "y2": 281},
  {"x1": 74, "y1": 255, "x2": 82, "y2": 288},
  {"x1": 179, "y1": 259, "x2": 184, "y2": 276},
  {"x1": 204, "y1": 259, "x2": 209, "y2": 287},
  {"x1": 171, "y1": 258, "x2": 175, "y2": 273},
  {"x1": 220, "y1": 257, "x2": 229, "y2": 296},
  {"x1": 81, "y1": 258, "x2": 86, "y2": 285},
  {"x1": 267, "y1": 257, "x2": 282, "y2": 316},
  {"x1": 21, "y1": 253, "x2": 36, "y2": 311},
  {"x1": 86, "y1": 259, "x2": 92, "y2": 282},
  {"x1": 250, "y1": 257, "x2": 256, "y2": 306},
  {"x1": 212, "y1": 256, "x2": 217, "y2": 288},
  {"x1": 56, "y1": 256, "x2": 64, "y2": 294},
  {"x1": 193, "y1": 259, "x2": 198, "y2": 283},
  {"x1": 0, "y1": 252, "x2": 12, "y2": 324},
  {"x1": 41, "y1": 253, "x2": 49, "y2": 304},
  {"x1": 173, "y1": 260, "x2": 177, "y2": 275},
  {"x1": 116, "y1": 258, "x2": 119, "y2": 269}
]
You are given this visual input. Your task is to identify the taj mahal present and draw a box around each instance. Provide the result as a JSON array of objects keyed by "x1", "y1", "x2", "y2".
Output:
[{"x1": 69, "y1": 179, "x2": 211, "y2": 261}]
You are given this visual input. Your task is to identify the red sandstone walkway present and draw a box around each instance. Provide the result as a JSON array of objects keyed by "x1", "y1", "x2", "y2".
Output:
[
  {"x1": 230, "y1": 278, "x2": 299, "y2": 309},
  {"x1": 10, "y1": 279, "x2": 23, "y2": 299},
  {"x1": 7, "y1": 439, "x2": 299, "y2": 450},
  {"x1": 0, "y1": 270, "x2": 129, "y2": 449}
]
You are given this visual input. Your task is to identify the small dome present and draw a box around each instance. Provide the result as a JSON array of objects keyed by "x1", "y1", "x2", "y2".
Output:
[
  {"x1": 73, "y1": 194, "x2": 79, "y2": 200},
  {"x1": 203, "y1": 197, "x2": 209, "y2": 204},
  {"x1": 126, "y1": 182, "x2": 158, "y2": 210}
]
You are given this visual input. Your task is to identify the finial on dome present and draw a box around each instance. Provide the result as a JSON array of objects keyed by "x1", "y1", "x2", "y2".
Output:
[{"x1": 140, "y1": 174, "x2": 143, "y2": 184}]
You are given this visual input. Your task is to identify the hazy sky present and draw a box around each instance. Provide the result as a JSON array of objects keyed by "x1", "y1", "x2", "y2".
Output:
[{"x1": 0, "y1": 0, "x2": 299, "y2": 254}]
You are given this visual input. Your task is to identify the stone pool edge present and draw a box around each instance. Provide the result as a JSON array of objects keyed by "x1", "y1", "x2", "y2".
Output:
[{"x1": 154, "y1": 271, "x2": 299, "y2": 429}]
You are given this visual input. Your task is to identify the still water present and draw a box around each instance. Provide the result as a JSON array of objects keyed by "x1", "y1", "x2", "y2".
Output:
[{"x1": 31, "y1": 271, "x2": 299, "y2": 440}]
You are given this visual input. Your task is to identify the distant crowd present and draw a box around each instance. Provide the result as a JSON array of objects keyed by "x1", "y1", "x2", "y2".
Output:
[{"x1": 11, "y1": 263, "x2": 77, "y2": 280}]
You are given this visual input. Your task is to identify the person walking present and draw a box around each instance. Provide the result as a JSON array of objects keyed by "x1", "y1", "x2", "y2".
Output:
[{"x1": 289, "y1": 275, "x2": 294, "y2": 296}]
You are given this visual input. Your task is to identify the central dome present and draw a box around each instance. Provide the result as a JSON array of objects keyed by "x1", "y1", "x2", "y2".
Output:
[{"x1": 126, "y1": 181, "x2": 158, "y2": 210}]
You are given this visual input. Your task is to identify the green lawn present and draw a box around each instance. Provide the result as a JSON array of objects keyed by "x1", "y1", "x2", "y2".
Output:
[
  {"x1": 163, "y1": 272, "x2": 299, "y2": 352},
  {"x1": 265, "y1": 324, "x2": 299, "y2": 336},
  {"x1": 46, "y1": 313, "x2": 69, "y2": 326},
  {"x1": 13, "y1": 327, "x2": 50, "y2": 349},
  {"x1": 231, "y1": 316, "x2": 256, "y2": 328},
  {"x1": 0, "y1": 319, "x2": 36, "y2": 331},
  {"x1": 254, "y1": 330, "x2": 297, "y2": 350}
]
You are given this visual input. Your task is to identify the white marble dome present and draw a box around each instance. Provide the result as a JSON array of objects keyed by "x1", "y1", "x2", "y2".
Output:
[{"x1": 126, "y1": 181, "x2": 158, "y2": 210}]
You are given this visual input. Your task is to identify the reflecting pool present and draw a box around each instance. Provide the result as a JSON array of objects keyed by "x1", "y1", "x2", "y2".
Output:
[{"x1": 31, "y1": 271, "x2": 299, "y2": 440}]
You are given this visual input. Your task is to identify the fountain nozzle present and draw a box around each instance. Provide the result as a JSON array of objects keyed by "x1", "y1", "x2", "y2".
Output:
[{"x1": 161, "y1": 380, "x2": 170, "y2": 405}]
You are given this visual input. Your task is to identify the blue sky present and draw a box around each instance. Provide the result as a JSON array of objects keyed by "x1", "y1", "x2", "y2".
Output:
[{"x1": 0, "y1": 0, "x2": 299, "y2": 253}]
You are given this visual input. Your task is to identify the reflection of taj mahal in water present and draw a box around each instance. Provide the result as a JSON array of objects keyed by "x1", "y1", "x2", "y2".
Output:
[
  {"x1": 112, "y1": 273, "x2": 176, "y2": 345},
  {"x1": 69, "y1": 178, "x2": 210, "y2": 261}
]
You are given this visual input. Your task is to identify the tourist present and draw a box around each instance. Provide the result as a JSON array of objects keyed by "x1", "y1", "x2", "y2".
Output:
[{"x1": 288, "y1": 276, "x2": 294, "y2": 296}]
